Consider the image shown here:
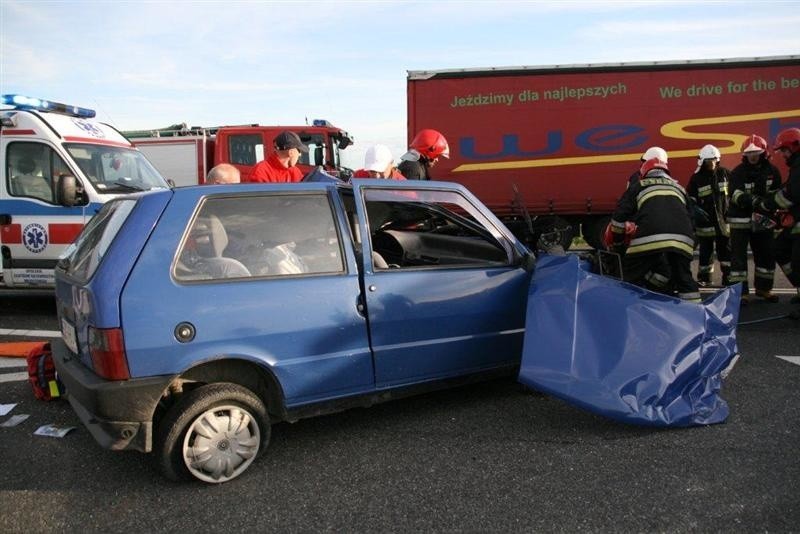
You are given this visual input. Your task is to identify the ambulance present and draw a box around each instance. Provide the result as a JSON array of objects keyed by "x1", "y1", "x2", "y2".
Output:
[{"x1": 0, "y1": 95, "x2": 170, "y2": 289}]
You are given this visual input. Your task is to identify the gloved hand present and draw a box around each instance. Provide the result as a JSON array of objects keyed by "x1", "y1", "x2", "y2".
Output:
[
  {"x1": 736, "y1": 192, "x2": 753, "y2": 209},
  {"x1": 751, "y1": 196, "x2": 767, "y2": 213},
  {"x1": 693, "y1": 205, "x2": 711, "y2": 226}
]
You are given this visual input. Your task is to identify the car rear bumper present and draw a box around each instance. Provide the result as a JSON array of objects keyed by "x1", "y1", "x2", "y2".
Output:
[{"x1": 52, "y1": 339, "x2": 174, "y2": 453}]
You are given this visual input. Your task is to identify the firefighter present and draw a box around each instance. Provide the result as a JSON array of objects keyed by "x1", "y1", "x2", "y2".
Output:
[
  {"x1": 610, "y1": 158, "x2": 700, "y2": 301},
  {"x1": 397, "y1": 129, "x2": 449, "y2": 180},
  {"x1": 762, "y1": 128, "x2": 800, "y2": 308},
  {"x1": 727, "y1": 135, "x2": 783, "y2": 303},
  {"x1": 687, "y1": 144, "x2": 732, "y2": 286},
  {"x1": 627, "y1": 146, "x2": 668, "y2": 187}
]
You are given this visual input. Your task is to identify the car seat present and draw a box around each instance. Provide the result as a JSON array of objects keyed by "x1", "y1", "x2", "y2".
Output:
[{"x1": 186, "y1": 215, "x2": 251, "y2": 279}]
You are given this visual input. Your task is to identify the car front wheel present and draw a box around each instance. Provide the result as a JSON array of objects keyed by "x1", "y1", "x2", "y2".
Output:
[{"x1": 155, "y1": 382, "x2": 270, "y2": 484}]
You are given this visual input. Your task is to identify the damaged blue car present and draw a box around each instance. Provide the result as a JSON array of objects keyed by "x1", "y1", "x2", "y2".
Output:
[{"x1": 52, "y1": 178, "x2": 739, "y2": 484}]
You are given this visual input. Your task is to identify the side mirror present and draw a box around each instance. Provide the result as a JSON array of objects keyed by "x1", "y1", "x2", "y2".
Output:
[
  {"x1": 337, "y1": 133, "x2": 353, "y2": 150},
  {"x1": 56, "y1": 174, "x2": 78, "y2": 207}
]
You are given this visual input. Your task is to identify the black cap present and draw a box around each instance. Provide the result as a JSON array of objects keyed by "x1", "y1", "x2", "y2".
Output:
[{"x1": 274, "y1": 130, "x2": 308, "y2": 153}]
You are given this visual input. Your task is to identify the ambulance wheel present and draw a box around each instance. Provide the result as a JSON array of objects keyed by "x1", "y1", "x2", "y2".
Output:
[{"x1": 155, "y1": 382, "x2": 270, "y2": 484}]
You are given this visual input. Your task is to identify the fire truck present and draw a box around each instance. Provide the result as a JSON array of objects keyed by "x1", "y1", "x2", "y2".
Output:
[
  {"x1": 125, "y1": 120, "x2": 354, "y2": 186},
  {"x1": 0, "y1": 95, "x2": 170, "y2": 289}
]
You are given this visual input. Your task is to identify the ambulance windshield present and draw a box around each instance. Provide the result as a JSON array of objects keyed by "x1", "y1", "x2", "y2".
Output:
[{"x1": 65, "y1": 144, "x2": 170, "y2": 192}]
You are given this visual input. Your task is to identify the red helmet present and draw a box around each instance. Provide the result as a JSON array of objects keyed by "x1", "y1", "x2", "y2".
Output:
[
  {"x1": 639, "y1": 157, "x2": 669, "y2": 177},
  {"x1": 740, "y1": 134, "x2": 768, "y2": 154},
  {"x1": 603, "y1": 221, "x2": 637, "y2": 248},
  {"x1": 410, "y1": 129, "x2": 449, "y2": 160},
  {"x1": 773, "y1": 128, "x2": 800, "y2": 154}
]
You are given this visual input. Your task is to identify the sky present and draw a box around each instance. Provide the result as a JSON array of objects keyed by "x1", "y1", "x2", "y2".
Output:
[{"x1": 1, "y1": 0, "x2": 799, "y2": 169}]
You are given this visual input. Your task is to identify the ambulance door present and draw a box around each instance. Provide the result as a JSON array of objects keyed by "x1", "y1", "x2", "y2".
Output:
[{"x1": 1, "y1": 141, "x2": 89, "y2": 288}]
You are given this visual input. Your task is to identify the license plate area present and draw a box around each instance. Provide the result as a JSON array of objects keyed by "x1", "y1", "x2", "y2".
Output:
[{"x1": 61, "y1": 318, "x2": 78, "y2": 354}]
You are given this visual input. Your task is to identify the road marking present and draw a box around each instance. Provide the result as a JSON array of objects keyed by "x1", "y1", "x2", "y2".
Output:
[
  {"x1": 0, "y1": 358, "x2": 28, "y2": 369},
  {"x1": 776, "y1": 356, "x2": 800, "y2": 367},
  {"x1": 0, "y1": 328, "x2": 61, "y2": 338},
  {"x1": 0, "y1": 372, "x2": 28, "y2": 383}
]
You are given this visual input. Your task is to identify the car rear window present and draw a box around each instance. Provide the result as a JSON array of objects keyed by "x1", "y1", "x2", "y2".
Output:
[
  {"x1": 174, "y1": 192, "x2": 344, "y2": 281},
  {"x1": 59, "y1": 199, "x2": 137, "y2": 282}
]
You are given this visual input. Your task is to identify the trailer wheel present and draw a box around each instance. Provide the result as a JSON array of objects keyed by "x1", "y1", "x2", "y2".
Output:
[
  {"x1": 155, "y1": 382, "x2": 270, "y2": 484},
  {"x1": 582, "y1": 216, "x2": 612, "y2": 251},
  {"x1": 533, "y1": 216, "x2": 575, "y2": 251}
]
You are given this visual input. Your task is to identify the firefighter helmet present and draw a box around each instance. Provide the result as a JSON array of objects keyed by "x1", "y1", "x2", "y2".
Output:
[
  {"x1": 773, "y1": 128, "x2": 800, "y2": 154},
  {"x1": 639, "y1": 157, "x2": 669, "y2": 177},
  {"x1": 698, "y1": 144, "x2": 721, "y2": 161},
  {"x1": 409, "y1": 129, "x2": 450, "y2": 160},
  {"x1": 741, "y1": 134, "x2": 767, "y2": 154},
  {"x1": 641, "y1": 146, "x2": 668, "y2": 163}
]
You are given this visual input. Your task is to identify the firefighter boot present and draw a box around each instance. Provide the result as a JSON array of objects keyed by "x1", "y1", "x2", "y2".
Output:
[
  {"x1": 791, "y1": 288, "x2": 800, "y2": 305},
  {"x1": 754, "y1": 289, "x2": 779, "y2": 303},
  {"x1": 697, "y1": 267, "x2": 712, "y2": 287}
]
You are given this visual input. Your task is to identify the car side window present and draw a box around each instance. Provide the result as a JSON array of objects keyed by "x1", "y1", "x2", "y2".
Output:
[
  {"x1": 363, "y1": 188, "x2": 512, "y2": 270},
  {"x1": 174, "y1": 193, "x2": 344, "y2": 282},
  {"x1": 6, "y1": 141, "x2": 68, "y2": 204}
]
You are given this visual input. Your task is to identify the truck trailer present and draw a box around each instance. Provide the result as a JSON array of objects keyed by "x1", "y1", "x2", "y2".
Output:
[
  {"x1": 126, "y1": 120, "x2": 353, "y2": 186},
  {"x1": 407, "y1": 56, "x2": 800, "y2": 249}
]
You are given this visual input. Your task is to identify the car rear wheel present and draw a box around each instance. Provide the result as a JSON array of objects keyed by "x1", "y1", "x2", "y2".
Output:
[{"x1": 155, "y1": 382, "x2": 270, "y2": 484}]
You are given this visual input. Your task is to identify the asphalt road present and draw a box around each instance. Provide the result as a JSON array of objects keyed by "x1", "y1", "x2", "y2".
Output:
[{"x1": 0, "y1": 268, "x2": 798, "y2": 532}]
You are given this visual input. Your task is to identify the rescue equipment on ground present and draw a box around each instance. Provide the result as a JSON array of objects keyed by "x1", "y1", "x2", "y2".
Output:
[{"x1": 25, "y1": 342, "x2": 64, "y2": 401}]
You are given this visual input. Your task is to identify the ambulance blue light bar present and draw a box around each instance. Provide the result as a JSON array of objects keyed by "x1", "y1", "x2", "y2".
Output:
[
  {"x1": 313, "y1": 119, "x2": 333, "y2": 127},
  {"x1": 1, "y1": 94, "x2": 96, "y2": 118}
]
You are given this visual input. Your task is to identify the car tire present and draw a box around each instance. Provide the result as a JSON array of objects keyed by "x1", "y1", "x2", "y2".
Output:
[{"x1": 155, "y1": 382, "x2": 270, "y2": 484}]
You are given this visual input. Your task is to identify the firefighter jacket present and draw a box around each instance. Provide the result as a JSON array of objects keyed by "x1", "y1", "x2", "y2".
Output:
[
  {"x1": 397, "y1": 158, "x2": 431, "y2": 180},
  {"x1": 610, "y1": 170, "x2": 695, "y2": 258},
  {"x1": 765, "y1": 151, "x2": 800, "y2": 235},
  {"x1": 687, "y1": 166, "x2": 730, "y2": 237},
  {"x1": 728, "y1": 157, "x2": 782, "y2": 230}
]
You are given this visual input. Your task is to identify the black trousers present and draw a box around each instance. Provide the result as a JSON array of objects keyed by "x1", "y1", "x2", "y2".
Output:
[
  {"x1": 775, "y1": 229, "x2": 800, "y2": 287},
  {"x1": 729, "y1": 227, "x2": 776, "y2": 293},
  {"x1": 623, "y1": 251, "x2": 700, "y2": 301},
  {"x1": 697, "y1": 233, "x2": 731, "y2": 284}
]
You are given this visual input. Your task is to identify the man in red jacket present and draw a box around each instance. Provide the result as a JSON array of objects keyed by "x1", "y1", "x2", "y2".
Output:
[{"x1": 247, "y1": 131, "x2": 308, "y2": 183}]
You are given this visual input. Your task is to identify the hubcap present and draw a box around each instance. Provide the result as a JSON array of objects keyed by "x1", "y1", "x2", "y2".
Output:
[{"x1": 182, "y1": 405, "x2": 260, "y2": 483}]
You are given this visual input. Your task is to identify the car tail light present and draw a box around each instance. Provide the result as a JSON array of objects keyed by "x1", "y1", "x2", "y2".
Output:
[{"x1": 89, "y1": 327, "x2": 130, "y2": 380}]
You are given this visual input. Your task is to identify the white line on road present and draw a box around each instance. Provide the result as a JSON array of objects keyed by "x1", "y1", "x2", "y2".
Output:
[
  {"x1": 0, "y1": 358, "x2": 27, "y2": 369},
  {"x1": 0, "y1": 372, "x2": 29, "y2": 383},
  {"x1": 0, "y1": 328, "x2": 61, "y2": 338},
  {"x1": 776, "y1": 356, "x2": 800, "y2": 367}
]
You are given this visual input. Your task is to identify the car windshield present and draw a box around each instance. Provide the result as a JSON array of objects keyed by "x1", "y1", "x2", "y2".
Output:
[{"x1": 65, "y1": 143, "x2": 169, "y2": 192}]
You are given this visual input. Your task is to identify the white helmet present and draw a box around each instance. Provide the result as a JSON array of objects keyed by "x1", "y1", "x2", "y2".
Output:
[
  {"x1": 641, "y1": 146, "x2": 668, "y2": 163},
  {"x1": 698, "y1": 144, "x2": 721, "y2": 161},
  {"x1": 364, "y1": 144, "x2": 394, "y2": 173}
]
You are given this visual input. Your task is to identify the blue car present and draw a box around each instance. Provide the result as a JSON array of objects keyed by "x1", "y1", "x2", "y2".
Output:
[{"x1": 53, "y1": 180, "x2": 534, "y2": 483}]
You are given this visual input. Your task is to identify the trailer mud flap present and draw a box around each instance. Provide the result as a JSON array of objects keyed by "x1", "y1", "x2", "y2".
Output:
[{"x1": 519, "y1": 254, "x2": 741, "y2": 427}]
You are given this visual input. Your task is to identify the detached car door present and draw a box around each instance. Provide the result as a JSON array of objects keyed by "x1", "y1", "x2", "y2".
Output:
[{"x1": 352, "y1": 181, "x2": 532, "y2": 388}]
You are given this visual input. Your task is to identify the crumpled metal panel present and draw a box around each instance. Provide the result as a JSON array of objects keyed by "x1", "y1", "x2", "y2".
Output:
[{"x1": 519, "y1": 254, "x2": 741, "y2": 427}]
